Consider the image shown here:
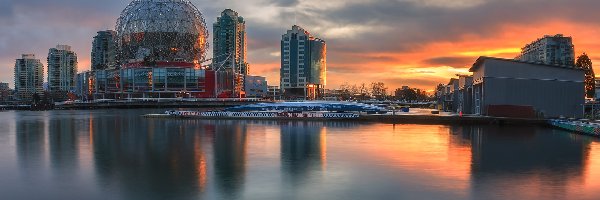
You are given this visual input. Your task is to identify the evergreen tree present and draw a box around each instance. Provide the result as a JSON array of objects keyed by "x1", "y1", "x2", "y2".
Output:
[{"x1": 575, "y1": 53, "x2": 595, "y2": 98}]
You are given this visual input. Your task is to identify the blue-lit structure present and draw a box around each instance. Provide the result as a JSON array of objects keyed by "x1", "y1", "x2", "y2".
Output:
[{"x1": 225, "y1": 101, "x2": 387, "y2": 113}]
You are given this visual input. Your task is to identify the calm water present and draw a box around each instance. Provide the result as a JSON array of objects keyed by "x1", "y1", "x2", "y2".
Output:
[{"x1": 1, "y1": 109, "x2": 600, "y2": 200}]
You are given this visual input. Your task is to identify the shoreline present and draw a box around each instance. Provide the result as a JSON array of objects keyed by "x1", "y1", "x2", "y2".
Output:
[{"x1": 144, "y1": 113, "x2": 548, "y2": 126}]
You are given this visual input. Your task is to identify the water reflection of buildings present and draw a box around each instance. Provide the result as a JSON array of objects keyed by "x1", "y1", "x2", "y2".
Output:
[
  {"x1": 210, "y1": 120, "x2": 248, "y2": 198},
  {"x1": 280, "y1": 121, "x2": 327, "y2": 182},
  {"x1": 48, "y1": 115, "x2": 79, "y2": 175},
  {"x1": 91, "y1": 113, "x2": 210, "y2": 200},
  {"x1": 16, "y1": 114, "x2": 46, "y2": 176},
  {"x1": 465, "y1": 126, "x2": 591, "y2": 199}
]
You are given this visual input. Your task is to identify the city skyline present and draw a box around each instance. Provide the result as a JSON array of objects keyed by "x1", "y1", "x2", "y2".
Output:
[{"x1": 2, "y1": 0, "x2": 600, "y2": 91}]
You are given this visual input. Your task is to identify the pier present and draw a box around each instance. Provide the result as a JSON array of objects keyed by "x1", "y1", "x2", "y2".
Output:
[
  {"x1": 54, "y1": 98, "x2": 267, "y2": 110},
  {"x1": 143, "y1": 108, "x2": 548, "y2": 125}
]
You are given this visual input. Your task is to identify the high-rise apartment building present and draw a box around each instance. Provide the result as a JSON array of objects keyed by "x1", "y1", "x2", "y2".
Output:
[
  {"x1": 213, "y1": 9, "x2": 248, "y2": 97},
  {"x1": 47, "y1": 45, "x2": 78, "y2": 101},
  {"x1": 14, "y1": 54, "x2": 44, "y2": 101},
  {"x1": 280, "y1": 25, "x2": 326, "y2": 99},
  {"x1": 92, "y1": 30, "x2": 117, "y2": 70},
  {"x1": 517, "y1": 34, "x2": 575, "y2": 66}
]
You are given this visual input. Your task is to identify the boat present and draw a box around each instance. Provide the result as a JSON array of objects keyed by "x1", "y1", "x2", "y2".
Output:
[
  {"x1": 548, "y1": 119, "x2": 600, "y2": 137},
  {"x1": 159, "y1": 110, "x2": 359, "y2": 119},
  {"x1": 145, "y1": 102, "x2": 383, "y2": 120}
]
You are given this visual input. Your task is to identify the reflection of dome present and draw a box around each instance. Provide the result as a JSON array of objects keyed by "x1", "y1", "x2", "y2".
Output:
[{"x1": 116, "y1": 0, "x2": 209, "y2": 65}]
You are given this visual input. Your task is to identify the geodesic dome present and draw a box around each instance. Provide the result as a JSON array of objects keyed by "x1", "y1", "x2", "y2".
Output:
[{"x1": 116, "y1": 0, "x2": 209, "y2": 65}]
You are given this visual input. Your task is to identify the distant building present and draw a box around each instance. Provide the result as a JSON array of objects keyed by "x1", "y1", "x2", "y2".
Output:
[
  {"x1": 91, "y1": 30, "x2": 117, "y2": 71},
  {"x1": 323, "y1": 89, "x2": 342, "y2": 101},
  {"x1": 443, "y1": 78, "x2": 459, "y2": 112},
  {"x1": 517, "y1": 34, "x2": 575, "y2": 66},
  {"x1": 470, "y1": 57, "x2": 584, "y2": 118},
  {"x1": 76, "y1": 71, "x2": 94, "y2": 101},
  {"x1": 244, "y1": 75, "x2": 267, "y2": 98},
  {"x1": 213, "y1": 9, "x2": 248, "y2": 97},
  {"x1": 457, "y1": 75, "x2": 473, "y2": 114},
  {"x1": 0, "y1": 82, "x2": 9, "y2": 103},
  {"x1": 47, "y1": 45, "x2": 78, "y2": 101},
  {"x1": 595, "y1": 78, "x2": 600, "y2": 101},
  {"x1": 280, "y1": 25, "x2": 327, "y2": 99},
  {"x1": 14, "y1": 54, "x2": 44, "y2": 101},
  {"x1": 0, "y1": 82, "x2": 8, "y2": 90},
  {"x1": 267, "y1": 85, "x2": 281, "y2": 100}
]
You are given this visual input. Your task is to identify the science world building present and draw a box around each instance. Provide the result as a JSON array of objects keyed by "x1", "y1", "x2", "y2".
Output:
[{"x1": 79, "y1": 0, "x2": 224, "y2": 99}]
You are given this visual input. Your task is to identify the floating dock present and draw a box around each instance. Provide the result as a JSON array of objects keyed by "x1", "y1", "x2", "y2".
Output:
[
  {"x1": 144, "y1": 112, "x2": 548, "y2": 125},
  {"x1": 549, "y1": 119, "x2": 600, "y2": 137}
]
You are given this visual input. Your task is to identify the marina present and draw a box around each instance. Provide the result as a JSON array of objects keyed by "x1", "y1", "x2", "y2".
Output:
[
  {"x1": 143, "y1": 101, "x2": 550, "y2": 125},
  {"x1": 549, "y1": 119, "x2": 600, "y2": 137},
  {"x1": 144, "y1": 102, "x2": 375, "y2": 120},
  {"x1": 2, "y1": 109, "x2": 600, "y2": 200}
]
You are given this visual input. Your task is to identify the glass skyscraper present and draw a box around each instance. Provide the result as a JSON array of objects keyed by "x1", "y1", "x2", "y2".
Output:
[
  {"x1": 91, "y1": 30, "x2": 117, "y2": 71},
  {"x1": 280, "y1": 25, "x2": 326, "y2": 99},
  {"x1": 213, "y1": 9, "x2": 248, "y2": 97}
]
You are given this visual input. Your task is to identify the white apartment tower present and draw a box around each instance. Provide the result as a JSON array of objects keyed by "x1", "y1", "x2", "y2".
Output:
[
  {"x1": 517, "y1": 34, "x2": 575, "y2": 66},
  {"x1": 14, "y1": 54, "x2": 44, "y2": 101},
  {"x1": 47, "y1": 45, "x2": 78, "y2": 100}
]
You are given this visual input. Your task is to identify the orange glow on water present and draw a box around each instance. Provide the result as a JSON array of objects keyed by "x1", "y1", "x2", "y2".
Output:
[
  {"x1": 320, "y1": 127, "x2": 327, "y2": 171},
  {"x1": 194, "y1": 134, "x2": 207, "y2": 191},
  {"x1": 332, "y1": 124, "x2": 472, "y2": 192}
]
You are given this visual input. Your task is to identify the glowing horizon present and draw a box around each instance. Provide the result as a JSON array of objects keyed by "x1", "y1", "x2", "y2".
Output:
[{"x1": 2, "y1": 0, "x2": 600, "y2": 92}]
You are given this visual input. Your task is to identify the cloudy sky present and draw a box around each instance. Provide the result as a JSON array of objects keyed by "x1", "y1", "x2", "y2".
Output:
[{"x1": 1, "y1": 0, "x2": 600, "y2": 91}]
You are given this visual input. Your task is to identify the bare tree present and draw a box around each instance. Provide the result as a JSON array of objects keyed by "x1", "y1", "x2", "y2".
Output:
[
  {"x1": 358, "y1": 83, "x2": 370, "y2": 100},
  {"x1": 370, "y1": 82, "x2": 388, "y2": 100}
]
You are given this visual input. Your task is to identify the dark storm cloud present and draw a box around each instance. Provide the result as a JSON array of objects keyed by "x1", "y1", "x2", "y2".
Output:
[{"x1": 317, "y1": 0, "x2": 600, "y2": 54}]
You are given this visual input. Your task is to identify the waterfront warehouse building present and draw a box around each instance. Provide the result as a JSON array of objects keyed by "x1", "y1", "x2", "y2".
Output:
[
  {"x1": 443, "y1": 78, "x2": 459, "y2": 112},
  {"x1": 516, "y1": 34, "x2": 575, "y2": 66},
  {"x1": 14, "y1": 54, "x2": 44, "y2": 101},
  {"x1": 213, "y1": 9, "x2": 249, "y2": 98},
  {"x1": 47, "y1": 45, "x2": 78, "y2": 101},
  {"x1": 470, "y1": 57, "x2": 584, "y2": 118},
  {"x1": 91, "y1": 30, "x2": 118, "y2": 71},
  {"x1": 244, "y1": 75, "x2": 267, "y2": 98},
  {"x1": 457, "y1": 75, "x2": 474, "y2": 114},
  {"x1": 280, "y1": 25, "x2": 327, "y2": 99}
]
